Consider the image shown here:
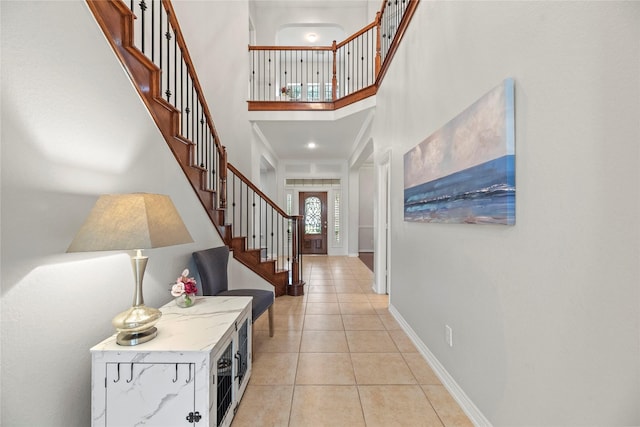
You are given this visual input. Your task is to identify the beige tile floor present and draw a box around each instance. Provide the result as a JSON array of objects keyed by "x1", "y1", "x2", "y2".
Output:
[{"x1": 233, "y1": 255, "x2": 473, "y2": 427}]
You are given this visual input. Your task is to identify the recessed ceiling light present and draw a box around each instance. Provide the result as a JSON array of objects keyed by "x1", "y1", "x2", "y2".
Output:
[
  {"x1": 306, "y1": 33, "x2": 318, "y2": 43},
  {"x1": 307, "y1": 142, "x2": 316, "y2": 149}
]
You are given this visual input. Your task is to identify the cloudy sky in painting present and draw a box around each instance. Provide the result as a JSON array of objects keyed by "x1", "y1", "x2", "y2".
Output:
[{"x1": 404, "y1": 79, "x2": 514, "y2": 189}]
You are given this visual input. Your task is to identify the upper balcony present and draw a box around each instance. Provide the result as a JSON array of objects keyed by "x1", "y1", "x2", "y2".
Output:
[{"x1": 247, "y1": 0, "x2": 419, "y2": 113}]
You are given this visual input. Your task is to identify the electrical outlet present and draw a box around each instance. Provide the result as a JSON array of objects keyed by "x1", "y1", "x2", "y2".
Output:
[{"x1": 445, "y1": 325, "x2": 453, "y2": 347}]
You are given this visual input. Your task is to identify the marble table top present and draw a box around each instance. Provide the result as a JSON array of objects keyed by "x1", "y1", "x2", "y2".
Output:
[{"x1": 91, "y1": 296, "x2": 252, "y2": 353}]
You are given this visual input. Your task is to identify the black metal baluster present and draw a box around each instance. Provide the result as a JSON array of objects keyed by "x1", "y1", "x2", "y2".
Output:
[
  {"x1": 159, "y1": 2, "x2": 163, "y2": 77},
  {"x1": 363, "y1": 30, "x2": 367, "y2": 87},
  {"x1": 245, "y1": 183, "x2": 249, "y2": 245},
  {"x1": 298, "y1": 50, "x2": 302, "y2": 100},
  {"x1": 260, "y1": 197, "x2": 264, "y2": 256},
  {"x1": 185, "y1": 79, "x2": 190, "y2": 140},
  {"x1": 164, "y1": 20, "x2": 172, "y2": 102},
  {"x1": 196, "y1": 99, "x2": 200, "y2": 165},
  {"x1": 191, "y1": 84, "x2": 195, "y2": 143},
  {"x1": 250, "y1": 51, "x2": 254, "y2": 101},
  {"x1": 139, "y1": 1, "x2": 147, "y2": 54},
  {"x1": 264, "y1": 51, "x2": 268, "y2": 101},
  {"x1": 232, "y1": 175, "x2": 237, "y2": 237},
  {"x1": 180, "y1": 52, "x2": 184, "y2": 136},
  {"x1": 348, "y1": 43, "x2": 352, "y2": 95},
  {"x1": 199, "y1": 116, "x2": 205, "y2": 169},
  {"x1": 211, "y1": 139, "x2": 221, "y2": 194},
  {"x1": 396, "y1": 0, "x2": 400, "y2": 41},
  {"x1": 282, "y1": 50, "x2": 286, "y2": 98},
  {"x1": 252, "y1": 192, "x2": 256, "y2": 250},
  {"x1": 205, "y1": 130, "x2": 210, "y2": 189},
  {"x1": 200, "y1": 115, "x2": 205, "y2": 168},
  {"x1": 173, "y1": 35, "x2": 177, "y2": 108},
  {"x1": 151, "y1": 0, "x2": 154, "y2": 62}
]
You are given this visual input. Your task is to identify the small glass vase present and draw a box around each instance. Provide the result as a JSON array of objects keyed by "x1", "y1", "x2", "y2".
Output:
[{"x1": 175, "y1": 293, "x2": 196, "y2": 308}]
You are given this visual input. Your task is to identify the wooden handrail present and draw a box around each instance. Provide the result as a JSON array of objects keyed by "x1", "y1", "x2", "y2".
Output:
[
  {"x1": 227, "y1": 163, "x2": 292, "y2": 220},
  {"x1": 249, "y1": 45, "x2": 333, "y2": 51},
  {"x1": 336, "y1": 21, "x2": 377, "y2": 50}
]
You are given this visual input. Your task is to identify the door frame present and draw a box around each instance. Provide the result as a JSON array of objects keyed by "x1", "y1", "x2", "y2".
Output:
[
  {"x1": 299, "y1": 191, "x2": 328, "y2": 255},
  {"x1": 375, "y1": 151, "x2": 391, "y2": 294}
]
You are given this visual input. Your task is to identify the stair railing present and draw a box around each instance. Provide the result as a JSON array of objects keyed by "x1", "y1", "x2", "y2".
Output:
[
  {"x1": 248, "y1": 0, "x2": 419, "y2": 110},
  {"x1": 125, "y1": 0, "x2": 225, "y2": 207},
  {"x1": 227, "y1": 164, "x2": 304, "y2": 293},
  {"x1": 87, "y1": 0, "x2": 303, "y2": 295}
]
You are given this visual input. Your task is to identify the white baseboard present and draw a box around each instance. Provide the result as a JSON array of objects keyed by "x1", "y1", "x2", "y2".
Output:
[{"x1": 388, "y1": 304, "x2": 493, "y2": 427}]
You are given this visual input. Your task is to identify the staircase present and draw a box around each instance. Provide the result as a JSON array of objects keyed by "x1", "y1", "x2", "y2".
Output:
[
  {"x1": 86, "y1": 0, "x2": 304, "y2": 296},
  {"x1": 85, "y1": 0, "x2": 418, "y2": 297}
]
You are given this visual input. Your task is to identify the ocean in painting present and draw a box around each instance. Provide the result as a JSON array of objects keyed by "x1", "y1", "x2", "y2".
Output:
[{"x1": 404, "y1": 155, "x2": 515, "y2": 225}]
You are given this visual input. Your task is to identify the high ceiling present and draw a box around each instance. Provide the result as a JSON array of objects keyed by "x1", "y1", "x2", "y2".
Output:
[
  {"x1": 249, "y1": 0, "x2": 379, "y2": 163},
  {"x1": 252, "y1": 107, "x2": 374, "y2": 161}
]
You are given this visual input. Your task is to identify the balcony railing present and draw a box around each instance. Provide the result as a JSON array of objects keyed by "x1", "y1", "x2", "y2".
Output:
[{"x1": 248, "y1": 0, "x2": 419, "y2": 110}]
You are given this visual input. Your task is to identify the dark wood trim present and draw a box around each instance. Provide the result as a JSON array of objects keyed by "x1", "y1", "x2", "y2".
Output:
[
  {"x1": 247, "y1": 100, "x2": 336, "y2": 112},
  {"x1": 249, "y1": 45, "x2": 333, "y2": 51},
  {"x1": 248, "y1": 85, "x2": 377, "y2": 112},
  {"x1": 287, "y1": 282, "x2": 305, "y2": 296}
]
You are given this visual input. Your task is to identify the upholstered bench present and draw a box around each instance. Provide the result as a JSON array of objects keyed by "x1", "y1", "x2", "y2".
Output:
[{"x1": 193, "y1": 246, "x2": 274, "y2": 337}]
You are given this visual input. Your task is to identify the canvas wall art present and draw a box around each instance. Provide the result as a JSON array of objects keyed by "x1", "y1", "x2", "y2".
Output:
[{"x1": 404, "y1": 78, "x2": 515, "y2": 225}]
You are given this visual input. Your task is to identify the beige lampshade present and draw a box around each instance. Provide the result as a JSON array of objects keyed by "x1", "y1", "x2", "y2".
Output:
[{"x1": 67, "y1": 193, "x2": 193, "y2": 252}]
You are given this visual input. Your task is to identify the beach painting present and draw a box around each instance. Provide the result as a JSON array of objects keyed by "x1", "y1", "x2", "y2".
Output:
[{"x1": 404, "y1": 78, "x2": 515, "y2": 225}]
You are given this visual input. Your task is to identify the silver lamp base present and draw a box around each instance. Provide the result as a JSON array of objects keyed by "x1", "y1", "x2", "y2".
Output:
[
  {"x1": 116, "y1": 327, "x2": 158, "y2": 346},
  {"x1": 112, "y1": 304, "x2": 162, "y2": 346}
]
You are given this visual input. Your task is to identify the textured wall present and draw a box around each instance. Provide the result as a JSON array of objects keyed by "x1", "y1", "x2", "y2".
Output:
[
  {"x1": 371, "y1": 1, "x2": 640, "y2": 425},
  {"x1": 1, "y1": 2, "x2": 225, "y2": 425}
]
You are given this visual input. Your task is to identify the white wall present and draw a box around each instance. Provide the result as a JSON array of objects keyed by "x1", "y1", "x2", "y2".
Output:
[
  {"x1": 358, "y1": 165, "x2": 374, "y2": 251},
  {"x1": 0, "y1": 1, "x2": 265, "y2": 425},
  {"x1": 372, "y1": 1, "x2": 640, "y2": 425}
]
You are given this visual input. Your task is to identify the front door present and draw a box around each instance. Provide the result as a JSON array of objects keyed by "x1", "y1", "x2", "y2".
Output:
[{"x1": 299, "y1": 192, "x2": 328, "y2": 254}]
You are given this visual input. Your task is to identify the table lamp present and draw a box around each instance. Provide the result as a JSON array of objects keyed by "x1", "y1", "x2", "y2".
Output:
[{"x1": 67, "y1": 193, "x2": 193, "y2": 345}]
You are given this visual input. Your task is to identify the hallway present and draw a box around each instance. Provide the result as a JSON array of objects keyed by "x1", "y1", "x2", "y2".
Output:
[{"x1": 233, "y1": 256, "x2": 472, "y2": 426}]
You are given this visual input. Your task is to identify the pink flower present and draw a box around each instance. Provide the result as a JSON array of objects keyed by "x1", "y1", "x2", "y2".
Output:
[
  {"x1": 171, "y1": 269, "x2": 198, "y2": 296},
  {"x1": 171, "y1": 282, "x2": 185, "y2": 297}
]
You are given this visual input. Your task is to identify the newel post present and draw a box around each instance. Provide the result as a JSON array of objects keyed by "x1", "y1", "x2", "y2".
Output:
[
  {"x1": 291, "y1": 215, "x2": 301, "y2": 280},
  {"x1": 375, "y1": 11, "x2": 382, "y2": 78},
  {"x1": 287, "y1": 215, "x2": 305, "y2": 296}
]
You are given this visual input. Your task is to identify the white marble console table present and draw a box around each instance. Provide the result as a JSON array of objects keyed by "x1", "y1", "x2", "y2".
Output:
[{"x1": 91, "y1": 296, "x2": 253, "y2": 427}]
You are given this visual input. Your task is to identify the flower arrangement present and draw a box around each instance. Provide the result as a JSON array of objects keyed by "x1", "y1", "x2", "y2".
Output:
[
  {"x1": 281, "y1": 86, "x2": 291, "y2": 97},
  {"x1": 171, "y1": 269, "x2": 197, "y2": 307}
]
